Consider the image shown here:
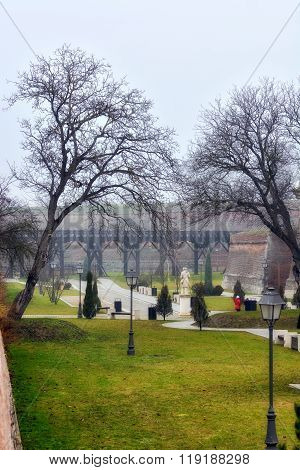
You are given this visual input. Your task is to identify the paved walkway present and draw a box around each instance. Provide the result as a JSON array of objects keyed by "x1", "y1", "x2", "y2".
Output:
[
  {"x1": 71, "y1": 277, "x2": 181, "y2": 317},
  {"x1": 163, "y1": 320, "x2": 271, "y2": 339}
]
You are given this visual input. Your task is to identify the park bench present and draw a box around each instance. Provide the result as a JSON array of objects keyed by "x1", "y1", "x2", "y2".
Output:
[
  {"x1": 110, "y1": 311, "x2": 133, "y2": 320},
  {"x1": 97, "y1": 306, "x2": 110, "y2": 315}
]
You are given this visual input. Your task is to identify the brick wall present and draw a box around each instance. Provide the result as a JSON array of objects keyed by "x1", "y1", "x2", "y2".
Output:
[
  {"x1": 222, "y1": 230, "x2": 292, "y2": 294},
  {"x1": 266, "y1": 233, "x2": 293, "y2": 291},
  {"x1": 0, "y1": 331, "x2": 22, "y2": 449}
]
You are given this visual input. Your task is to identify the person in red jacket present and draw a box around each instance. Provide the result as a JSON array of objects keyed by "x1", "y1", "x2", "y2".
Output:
[{"x1": 233, "y1": 295, "x2": 241, "y2": 312}]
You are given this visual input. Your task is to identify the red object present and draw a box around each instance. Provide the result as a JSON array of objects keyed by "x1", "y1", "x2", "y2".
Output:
[{"x1": 233, "y1": 297, "x2": 241, "y2": 311}]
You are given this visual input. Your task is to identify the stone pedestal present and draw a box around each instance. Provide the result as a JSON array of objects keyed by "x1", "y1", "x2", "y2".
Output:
[{"x1": 179, "y1": 294, "x2": 191, "y2": 316}]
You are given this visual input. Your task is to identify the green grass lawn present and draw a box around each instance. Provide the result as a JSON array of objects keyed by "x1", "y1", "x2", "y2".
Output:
[
  {"x1": 108, "y1": 271, "x2": 224, "y2": 292},
  {"x1": 204, "y1": 296, "x2": 235, "y2": 311},
  {"x1": 60, "y1": 288, "x2": 80, "y2": 296},
  {"x1": 7, "y1": 318, "x2": 300, "y2": 450},
  {"x1": 5, "y1": 282, "x2": 75, "y2": 315}
]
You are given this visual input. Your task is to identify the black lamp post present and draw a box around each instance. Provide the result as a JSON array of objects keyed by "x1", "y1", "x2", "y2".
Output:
[
  {"x1": 262, "y1": 262, "x2": 268, "y2": 293},
  {"x1": 258, "y1": 287, "x2": 284, "y2": 450},
  {"x1": 126, "y1": 269, "x2": 138, "y2": 356},
  {"x1": 77, "y1": 263, "x2": 83, "y2": 318},
  {"x1": 199, "y1": 260, "x2": 203, "y2": 282},
  {"x1": 50, "y1": 261, "x2": 56, "y2": 303}
]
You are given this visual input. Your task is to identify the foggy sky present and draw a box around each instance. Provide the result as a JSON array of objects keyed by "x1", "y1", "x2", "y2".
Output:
[{"x1": 0, "y1": 0, "x2": 300, "y2": 202}]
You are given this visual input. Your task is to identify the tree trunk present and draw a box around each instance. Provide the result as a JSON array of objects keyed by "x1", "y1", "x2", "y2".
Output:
[
  {"x1": 7, "y1": 228, "x2": 53, "y2": 319},
  {"x1": 292, "y1": 253, "x2": 300, "y2": 286}
]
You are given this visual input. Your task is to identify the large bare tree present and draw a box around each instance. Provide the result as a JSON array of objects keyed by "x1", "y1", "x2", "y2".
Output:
[
  {"x1": 187, "y1": 79, "x2": 300, "y2": 283},
  {"x1": 7, "y1": 45, "x2": 178, "y2": 319}
]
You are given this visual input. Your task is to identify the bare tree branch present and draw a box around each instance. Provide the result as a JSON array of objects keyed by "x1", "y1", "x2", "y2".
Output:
[
  {"x1": 7, "y1": 45, "x2": 179, "y2": 319},
  {"x1": 186, "y1": 78, "x2": 300, "y2": 283}
]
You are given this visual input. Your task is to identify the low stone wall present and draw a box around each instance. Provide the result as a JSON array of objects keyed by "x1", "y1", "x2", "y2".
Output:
[{"x1": 0, "y1": 331, "x2": 22, "y2": 449}]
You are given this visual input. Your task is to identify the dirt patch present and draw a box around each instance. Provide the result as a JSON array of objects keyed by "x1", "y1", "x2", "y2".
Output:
[{"x1": 0, "y1": 318, "x2": 87, "y2": 345}]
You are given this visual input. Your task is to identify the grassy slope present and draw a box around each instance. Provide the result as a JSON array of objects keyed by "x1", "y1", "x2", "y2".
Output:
[
  {"x1": 6, "y1": 282, "x2": 75, "y2": 315},
  {"x1": 7, "y1": 319, "x2": 300, "y2": 450},
  {"x1": 205, "y1": 309, "x2": 300, "y2": 331}
]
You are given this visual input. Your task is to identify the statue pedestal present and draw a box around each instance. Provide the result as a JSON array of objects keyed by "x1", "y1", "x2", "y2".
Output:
[{"x1": 179, "y1": 294, "x2": 191, "y2": 316}]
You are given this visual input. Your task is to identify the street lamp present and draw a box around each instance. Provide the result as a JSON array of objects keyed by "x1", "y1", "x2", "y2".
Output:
[
  {"x1": 126, "y1": 269, "x2": 138, "y2": 356},
  {"x1": 258, "y1": 287, "x2": 284, "y2": 450},
  {"x1": 262, "y1": 261, "x2": 268, "y2": 291},
  {"x1": 50, "y1": 261, "x2": 56, "y2": 303},
  {"x1": 77, "y1": 263, "x2": 84, "y2": 318},
  {"x1": 199, "y1": 260, "x2": 204, "y2": 282}
]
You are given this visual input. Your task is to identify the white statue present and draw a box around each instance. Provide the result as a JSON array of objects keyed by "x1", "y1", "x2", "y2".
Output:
[{"x1": 180, "y1": 267, "x2": 190, "y2": 295}]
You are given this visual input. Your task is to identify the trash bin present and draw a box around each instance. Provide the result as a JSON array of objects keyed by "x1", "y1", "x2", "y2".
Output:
[
  {"x1": 148, "y1": 306, "x2": 157, "y2": 320},
  {"x1": 151, "y1": 287, "x2": 157, "y2": 296},
  {"x1": 244, "y1": 299, "x2": 257, "y2": 311},
  {"x1": 114, "y1": 299, "x2": 122, "y2": 312}
]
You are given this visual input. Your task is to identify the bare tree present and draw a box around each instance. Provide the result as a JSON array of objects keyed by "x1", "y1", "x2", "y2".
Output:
[
  {"x1": 44, "y1": 275, "x2": 69, "y2": 304},
  {"x1": 187, "y1": 79, "x2": 300, "y2": 283},
  {"x1": 7, "y1": 45, "x2": 178, "y2": 319},
  {"x1": 0, "y1": 178, "x2": 37, "y2": 272},
  {"x1": 37, "y1": 267, "x2": 48, "y2": 295}
]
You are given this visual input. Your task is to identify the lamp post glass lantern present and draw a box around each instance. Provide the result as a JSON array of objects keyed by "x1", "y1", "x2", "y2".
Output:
[
  {"x1": 258, "y1": 287, "x2": 284, "y2": 450},
  {"x1": 50, "y1": 262, "x2": 56, "y2": 303},
  {"x1": 77, "y1": 263, "x2": 84, "y2": 318},
  {"x1": 126, "y1": 270, "x2": 138, "y2": 356}
]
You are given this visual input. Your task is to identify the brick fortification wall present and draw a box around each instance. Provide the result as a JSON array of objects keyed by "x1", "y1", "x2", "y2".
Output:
[
  {"x1": 0, "y1": 331, "x2": 22, "y2": 449},
  {"x1": 267, "y1": 233, "x2": 293, "y2": 292},
  {"x1": 0, "y1": 277, "x2": 22, "y2": 449},
  {"x1": 285, "y1": 268, "x2": 298, "y2": 297},
  {"x1": 222, "y1": 230, "x2": 292, "y2": 294}
]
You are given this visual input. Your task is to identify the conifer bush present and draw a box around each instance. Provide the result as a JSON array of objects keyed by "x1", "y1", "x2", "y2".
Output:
[
  {"x1": 191, "y1": 283, "x2": 209, "y2": 330},
  {"x1": 83, "y1": 271, "x2": 96, "y2": 319},
  {"x1": 156, "y1": 285, "x2": 173, "y2": 321}
]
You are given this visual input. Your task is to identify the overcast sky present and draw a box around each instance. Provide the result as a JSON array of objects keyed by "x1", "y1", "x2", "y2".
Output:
[{"x1": 1, "y1": 0, "x2": 300, "y2": 201}]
